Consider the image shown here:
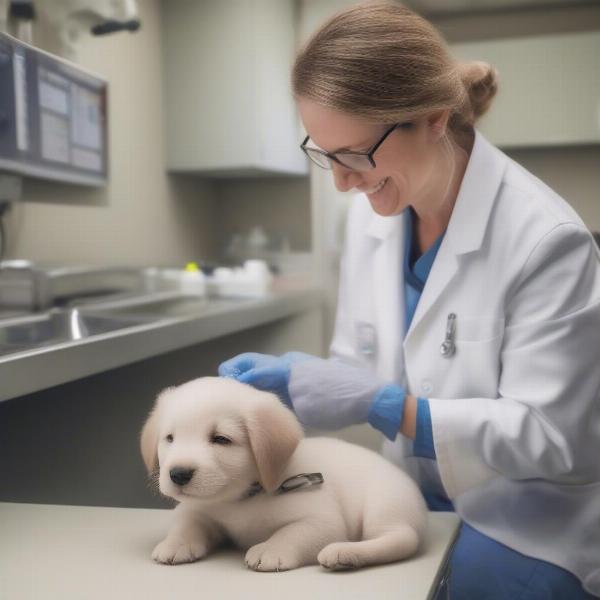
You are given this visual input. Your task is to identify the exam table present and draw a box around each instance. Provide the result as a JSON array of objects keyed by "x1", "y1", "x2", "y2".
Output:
[{"x1": 0, "y1": 502, "x2": 459, "y2": 600}]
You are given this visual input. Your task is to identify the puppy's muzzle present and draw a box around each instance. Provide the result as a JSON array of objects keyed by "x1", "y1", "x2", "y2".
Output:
[{"x1": 170, "y1": 467, "x2": 195, "y2": 486}]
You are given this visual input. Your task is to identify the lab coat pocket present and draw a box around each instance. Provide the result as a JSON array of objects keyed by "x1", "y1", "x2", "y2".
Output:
[
  {"x1": 453, "y1": 316, "x2": 505, "y2": 343},
  {"x1": 442, "y1": 316, "x2": 505, "y2": 398}
]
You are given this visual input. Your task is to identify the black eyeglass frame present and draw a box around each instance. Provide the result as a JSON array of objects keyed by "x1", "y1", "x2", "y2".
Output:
[{"x1": 300, "y1": 122, "x2": 410, "y2": 171}]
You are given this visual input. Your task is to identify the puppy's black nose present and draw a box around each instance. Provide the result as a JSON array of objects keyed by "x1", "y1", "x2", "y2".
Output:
[{"x1": 170, "y1": 467, "x2": 195, "y2": 486}]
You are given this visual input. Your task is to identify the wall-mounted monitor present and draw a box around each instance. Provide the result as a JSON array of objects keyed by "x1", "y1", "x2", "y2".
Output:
[{"x1": 0, "y1": 32, "x2": 108, "y2": 187}]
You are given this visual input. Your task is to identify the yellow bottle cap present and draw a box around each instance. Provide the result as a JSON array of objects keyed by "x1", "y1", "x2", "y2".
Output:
[{"x1": 185, "y1": 262, "x2": 199, "y2": 272}]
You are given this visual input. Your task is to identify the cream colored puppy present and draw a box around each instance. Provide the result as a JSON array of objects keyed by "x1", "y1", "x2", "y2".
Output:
[{"x1": 140, "y1": 376, "x2": 427, "y2": 572}]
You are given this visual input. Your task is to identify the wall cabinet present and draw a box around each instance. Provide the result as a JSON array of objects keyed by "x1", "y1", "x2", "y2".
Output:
[
  {"x1": 162, "y1": 0, "x2": 307, "y2": 176},
  {"x1": 451, "y1": 31, "x2": 600, "y2": 148}
]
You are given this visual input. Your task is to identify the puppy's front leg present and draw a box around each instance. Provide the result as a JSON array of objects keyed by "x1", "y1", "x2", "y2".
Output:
[
  {"x1": 153, "y1": 505, "x2": 225, "y2": 565},
  {"x1": 245, "y1": 519, "x2": 342, "y2": 572}
]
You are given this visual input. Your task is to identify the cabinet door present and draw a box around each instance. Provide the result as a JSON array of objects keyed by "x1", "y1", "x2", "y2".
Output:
[
  {"x1": 162, "y1": 0, "x2": 307, "y2": 176},
  {"x1": 254, "y1": 0, "x2": 308, "y2": 175},
  {"x1": 451, "y1": 31, "x2": 600, "y2": 148}
]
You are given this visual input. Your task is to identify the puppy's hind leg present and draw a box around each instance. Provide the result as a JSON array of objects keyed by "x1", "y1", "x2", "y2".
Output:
[
  {"x1": 245, "y1": 518, "x2": 344, "y2": 572},
  {"x1": 317, "y1": 523, "x2": 420, "y2": 570}
]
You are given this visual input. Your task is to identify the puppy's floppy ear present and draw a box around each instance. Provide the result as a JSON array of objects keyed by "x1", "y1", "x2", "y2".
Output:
[
  {"x1": 140, "y1": 387, "x2": 174, "y2": 474},
  {"x1": 245, "y1": 391, "x2": 304, "y2": 493}
]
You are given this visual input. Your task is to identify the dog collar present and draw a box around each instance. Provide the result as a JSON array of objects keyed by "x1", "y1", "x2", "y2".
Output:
[{"x1": 242, "y1": 472, "x2": 324, "y2": 500}]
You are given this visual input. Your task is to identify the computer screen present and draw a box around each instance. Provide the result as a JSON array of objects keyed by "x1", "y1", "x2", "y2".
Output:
[{"x1": 0, "y1": 32, "x2": 108, "y2": 186}]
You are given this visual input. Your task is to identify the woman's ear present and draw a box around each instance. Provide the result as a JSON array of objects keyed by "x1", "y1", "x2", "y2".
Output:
[
  {"x1": 140, "y1": 387, "x2": 173, "y2": 474},
  {"x1": 426, "y1": 109, "x2": 450, "y2": 142},
  {"x1": 244, "y1": 392, "x2": 304, "y2": 493}
]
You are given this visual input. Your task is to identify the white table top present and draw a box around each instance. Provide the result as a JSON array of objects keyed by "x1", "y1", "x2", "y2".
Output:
[{"x1": 0, "y1": 502, "x2": 460, "y2": 600}]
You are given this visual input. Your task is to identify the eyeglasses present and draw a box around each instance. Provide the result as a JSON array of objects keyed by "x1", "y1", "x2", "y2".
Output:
[{"x1": 300, "y1": 122, "x2": 411, "y2": 172}]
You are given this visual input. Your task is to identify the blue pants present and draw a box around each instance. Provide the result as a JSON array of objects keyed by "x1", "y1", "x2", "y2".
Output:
[{"x1": 425, "y1": 494, "x2": 596, "y2": 599}]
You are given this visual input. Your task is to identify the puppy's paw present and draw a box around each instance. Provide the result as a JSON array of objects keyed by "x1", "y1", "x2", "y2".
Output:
[
  {"x1": 318, "y1": 542, "x2": 363, "y2": 570},
  {"x1": 244, "y1": 542, "x2": 302, "y2": 572},
  {"x1": 152, "y1": 536, "x2": 209, "y2": 565}
]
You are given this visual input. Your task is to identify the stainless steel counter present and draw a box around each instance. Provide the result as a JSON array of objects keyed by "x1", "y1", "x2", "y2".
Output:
[{"x1": 0, "y1": 286, "x2": 322, "y2": 403}]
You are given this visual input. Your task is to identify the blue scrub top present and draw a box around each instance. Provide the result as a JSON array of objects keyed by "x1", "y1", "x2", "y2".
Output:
[
  {"x1": 403, "y1": 206, "x2": 446, "y2": 329},
  {"x1": 403, "y1": 206, "x2": 453, "y2": 511}
]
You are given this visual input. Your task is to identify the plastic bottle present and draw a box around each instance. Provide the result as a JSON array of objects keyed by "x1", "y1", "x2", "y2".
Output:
[{"x1": 180, "y1": 262, "x2": 207, "y2": 296}]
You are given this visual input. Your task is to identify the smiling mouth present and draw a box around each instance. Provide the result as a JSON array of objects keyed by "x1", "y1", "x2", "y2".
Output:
[{"x1": 361, "y1": 177, "x2": 388, "y2": 195}]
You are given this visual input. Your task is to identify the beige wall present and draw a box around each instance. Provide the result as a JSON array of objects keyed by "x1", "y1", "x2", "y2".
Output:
[
  {"x1": 4, "y1": 0, "x2": 599, "y2": 268},
  {"x1": 4, "y1": 0, "x2": 219, "y2": 268},
  {"x1": 431, "y1": 2, "x2": 600, "y2": 232},
  {"x1": 429, "y1": 2, "x2": 600, "y2": 41},
  {"x1": 214, "y1": 177, "x2": 311, "y2": 257}
]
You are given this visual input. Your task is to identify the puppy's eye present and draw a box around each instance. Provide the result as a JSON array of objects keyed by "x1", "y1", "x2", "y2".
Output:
[
  {"x1": 211, "y1": 435, "x2": 231, "y2": 445},
  {"x1": 166, "y1": 434, "x2": 174, "y2": 443}
]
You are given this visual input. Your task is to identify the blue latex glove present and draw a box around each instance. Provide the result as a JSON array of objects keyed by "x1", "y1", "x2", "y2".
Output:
[
  {"x1": 289, "y1": 358, "x2": 406, "y2": 440},
  {"x1": 219, "y1": 352, "x2": 406, "y2": 441},
  {"x1": 217, "y1": 351, "x2": 316, "y2": 408}
]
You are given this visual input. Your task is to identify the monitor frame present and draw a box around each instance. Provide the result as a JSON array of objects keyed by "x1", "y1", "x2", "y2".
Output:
[{"x1": 0, "y1": 32, "x2": 108, "y2": 187}]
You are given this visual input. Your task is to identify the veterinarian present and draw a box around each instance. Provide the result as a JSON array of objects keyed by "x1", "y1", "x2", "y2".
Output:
[{"x1": 219, "y1": 3, "x2": 600, "y2": 598}]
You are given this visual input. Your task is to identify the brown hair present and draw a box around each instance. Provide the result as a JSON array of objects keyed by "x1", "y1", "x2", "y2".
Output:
[{"x1": 292, "y1": 1, "x2": 498, "y2": 147}]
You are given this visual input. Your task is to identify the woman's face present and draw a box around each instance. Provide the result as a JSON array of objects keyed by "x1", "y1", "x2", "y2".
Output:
[{"x1": 297, "y1": 96, "x2": 449, "y2": 217}]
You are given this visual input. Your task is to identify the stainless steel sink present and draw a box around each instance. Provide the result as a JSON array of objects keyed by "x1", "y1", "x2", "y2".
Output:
[
  {"x1": 0, "y1": 309, "x2": 156, "y2": 357},
  {"x1": 0, "y1": 259, "x2": 260, "y2": 357},
  {"x1": 0, "y1": 292, "x2": 255, "y2": 357}
]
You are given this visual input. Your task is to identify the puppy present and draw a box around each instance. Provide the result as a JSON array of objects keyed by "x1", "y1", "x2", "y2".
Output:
[{"x1": 140, "y1": 376, "x2": 427, "y2": 572}]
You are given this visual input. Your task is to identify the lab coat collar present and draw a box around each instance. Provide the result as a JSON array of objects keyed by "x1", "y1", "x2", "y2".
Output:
[
  {"x1": 444, "y1": 130, "x2": 507, "y2": 256},
  {"x1": 404, "y1": 130, "x2": 506, "y2": 340},
  {"x1": 365, "y1": 130, "x2": 507, "y2": 252}
]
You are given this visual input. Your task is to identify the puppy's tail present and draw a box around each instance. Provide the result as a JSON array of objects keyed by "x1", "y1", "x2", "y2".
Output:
[{"x1": 317, "y1": 524, "x2": 420, "y2": 570}]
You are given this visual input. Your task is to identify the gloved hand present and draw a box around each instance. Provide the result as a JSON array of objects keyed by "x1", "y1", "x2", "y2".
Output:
[
  {"x1": 217, "y1": 351, "x2": 316, "y2": 409},
  {"x1": 219, "y1": 352, "x2": 406, "y2": 440},
  {"x1": 289, "y1": 358, "x2": 406, "y2": 439}
]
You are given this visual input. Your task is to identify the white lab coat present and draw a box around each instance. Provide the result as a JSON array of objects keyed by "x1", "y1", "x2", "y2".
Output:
[{"x1": 329, "y1": 130, "x2": 600, "y2": 596}]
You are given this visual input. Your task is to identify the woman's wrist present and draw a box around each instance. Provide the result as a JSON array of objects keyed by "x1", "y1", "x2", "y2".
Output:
[
  {"x1": 400, "y1": 393, "x2": 418, "y2": 439},
  {"x1": 367, "y1": 384, "x2": 406, "y2": 441}
]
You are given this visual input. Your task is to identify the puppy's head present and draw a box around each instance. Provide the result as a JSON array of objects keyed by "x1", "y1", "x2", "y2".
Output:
[{"x1": 140, "y1": 377, "x2": 303, "y2": 502}]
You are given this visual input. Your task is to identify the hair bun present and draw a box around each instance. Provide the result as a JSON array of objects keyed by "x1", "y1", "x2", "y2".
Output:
[{"x1": 459, "y1": 60, "x2": 498, "y2": 120}]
